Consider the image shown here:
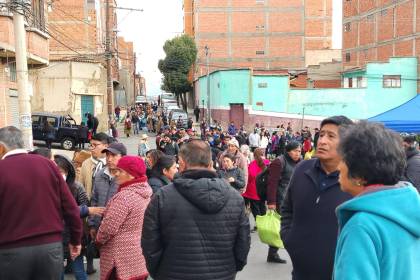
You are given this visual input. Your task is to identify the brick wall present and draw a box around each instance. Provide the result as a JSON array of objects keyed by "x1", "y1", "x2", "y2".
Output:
[
  {"x1": 191, "y1": 0, "x2": 334, "y2": 79},
  {"x1": 343, "y1": 0, "x2": 420, "y2": 72}
]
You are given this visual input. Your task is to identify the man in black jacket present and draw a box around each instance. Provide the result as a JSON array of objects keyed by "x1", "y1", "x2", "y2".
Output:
[
  {"x1": 280, "y1": 116, "x2": 353, "y2": 280},
  {"x1": 141, "y1": 140, "x2": 250, "y2": 280}
]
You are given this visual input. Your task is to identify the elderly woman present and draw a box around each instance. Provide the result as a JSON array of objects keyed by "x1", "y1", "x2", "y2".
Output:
[
  {"x1": 334, "y1": 121, "x2": 420, "y2": 279},
  {"x1": 96, "y1": 156, "x2": 152, "y2": 280}
]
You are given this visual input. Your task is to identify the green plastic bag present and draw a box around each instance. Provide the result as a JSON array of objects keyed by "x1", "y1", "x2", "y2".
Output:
[{"x1": 256, "y1": 210, "x2": 284, "y2": 248}]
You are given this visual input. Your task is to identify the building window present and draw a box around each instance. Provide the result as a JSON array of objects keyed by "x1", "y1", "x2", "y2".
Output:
[
  {"x1": 258, "y1": 82, "x2": 268, "y2": 88},
  {"x1": 256, "y1": 50, "x2": 265, "y2": 55},
  {"x1": 345, "y1": 53, "x2": 351, "y2": 62},
  {"x1": 256, "y1": 25, "x2": 265, "y2": 31},
  {"x1": 344, "y1": 22, "x2": 351, "y2": 32},
  {"x1": 31, "y1": 0, "x2": 46, "y2": 32},
  {"x1": 7, "y1": 61, "x2": 17, "y2": 82},
  {"x1": 383, "y1": 75, "x2": 401, "y2": 88}
]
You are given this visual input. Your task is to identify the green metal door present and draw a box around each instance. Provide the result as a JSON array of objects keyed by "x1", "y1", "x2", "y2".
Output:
[{"x1": 81, "y1": 95, "x2": 94, "y2": 124}]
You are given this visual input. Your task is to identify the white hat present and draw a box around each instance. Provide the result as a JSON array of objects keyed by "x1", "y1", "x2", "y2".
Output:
[
  {"x1": 141, "y1": 134, "x2": 148, "y2": 140},
  {"x1": 228, "y1": 138, "x2": 239, "y2": 149}
]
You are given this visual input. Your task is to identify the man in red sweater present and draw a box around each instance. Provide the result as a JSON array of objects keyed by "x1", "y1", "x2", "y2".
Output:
[{"x1": 0, "y1": 126, "x2": 83, "y2": 280}]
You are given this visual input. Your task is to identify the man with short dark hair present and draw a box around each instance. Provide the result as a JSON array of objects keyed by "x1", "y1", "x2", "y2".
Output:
[
  {"x1": 142, "y1": 140, "x2": 250, "y2": 280},
  {"x1": 88, "y1": 142, "x2": 127, "y2": 241},
  {"x1": 0, "y1": 126, "x2": 82, "y2": 279},
  {"x1": 281, "y1": 116, "x2": 353, "y2": 280},
  {"x1": 79, "y1": 132, "x2": 109, "y2": 274},
  {"x1": 402, "y1": 135, "x2": 420, "y2": 192}
]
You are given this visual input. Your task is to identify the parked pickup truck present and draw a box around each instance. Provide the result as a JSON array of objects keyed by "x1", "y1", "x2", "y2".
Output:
[{"x1": 32, "y1": 113, "x2": 84, "y2": 150}]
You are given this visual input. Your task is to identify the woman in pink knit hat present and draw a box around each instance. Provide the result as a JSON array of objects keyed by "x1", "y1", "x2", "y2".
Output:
[{"x1": 96, "y1": 156, "x2": 152, "y2": 280}]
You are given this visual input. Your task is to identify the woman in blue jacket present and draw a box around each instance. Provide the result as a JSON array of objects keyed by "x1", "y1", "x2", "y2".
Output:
[{"x1": 334, "y1": 121, "x2": 420, "y2": 280}]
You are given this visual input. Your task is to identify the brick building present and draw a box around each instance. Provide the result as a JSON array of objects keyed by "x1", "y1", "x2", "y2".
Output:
[
  {"x1": 0, "y1": 0, "x2": 49, "y2": 128},
  {"x1": 116, "y1": 36, "x2": 135, "y2": 105},
  {"x1": 32, "y1": 0, "x2": 124, "y2": 129},
  {"x1": 343, "y1": 0, "x2": 420, "y2": 74},
  {"x1": 184, "y1": 0, "x2": 341, "y2": 79}
]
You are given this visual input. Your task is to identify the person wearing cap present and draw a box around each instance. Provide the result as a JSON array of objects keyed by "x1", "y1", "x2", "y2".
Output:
[
  {"x1": 280, "y1": 116, "x2": 353, "y2": 280},
  {"x1": 218, "y1": 138, "x2": 248, "y2": 189},
  {"x1": 265, "y1": 141, "x2": 302, "y2": 264},
  {"x1": 97, "y1": 156, "x2": 152, "y2": 280},
  {"x1": 88, "y1": 142, "x2": 127, "y2": 250},
  {"x1": 402, "y1": 134, "x2": 420, "y2": 192},
  {"x1": 138, "y1": 134, "x2": 150, "y2": 158}
]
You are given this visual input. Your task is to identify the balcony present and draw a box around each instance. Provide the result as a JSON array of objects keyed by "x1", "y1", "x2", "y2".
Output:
[{"x1": 0, "y1": 0, "x2": 49, "y2": 66}]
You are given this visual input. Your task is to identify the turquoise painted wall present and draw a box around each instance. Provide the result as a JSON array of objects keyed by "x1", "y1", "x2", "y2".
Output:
[
  {"x1": 364, "y1": 57, "x2": 417, "y2": 117},
  {"x1": 198, "y1": 69, "x2": 250, "y2": 108},
  {"x1": 197, "y1": 57, "x2": 418, "y2": 119},
  {"x1": 251, "y1": 75, "x2": 289, "y2": 112},
  {"x1": 288, "y1": 88, "x2": 367, "y2": 118}
]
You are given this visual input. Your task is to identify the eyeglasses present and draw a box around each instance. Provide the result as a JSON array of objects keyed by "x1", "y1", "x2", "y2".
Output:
[{"x1": 89, "y1": 143, "x2": 104, "y2": 149}]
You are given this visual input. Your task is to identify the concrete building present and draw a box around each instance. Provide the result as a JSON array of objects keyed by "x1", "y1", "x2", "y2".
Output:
[
  {"x1": 32, "y1": 0, "x2": 119, "y2": 128},
  {"x1": 136, "y1": 75, "x2": 147, "y2": 97},
  {"x1": 342, "y1": 0, "x2": 420, "y2": 88},
  {"x1": 184, "y1": 0, "x2": 341, "y2": 79},
  {"x1": 0, "y1": 0, "x2": 49, "y2": 128},
  {"x1": 195, "y1": 57, "x2": 418, "y2": 129}
]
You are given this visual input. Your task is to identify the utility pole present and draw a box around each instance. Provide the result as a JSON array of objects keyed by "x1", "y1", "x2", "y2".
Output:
[
  {"x1": 133, "y1": 52, "x2": 137, "y2": 101},
  {"x1": 105, "y1": 0, "x2": 113, "y2": 118},
  {"x1": 205, "y1": 45, "x2": 211, "y2": 127},
  {"x1": 13, "y1": 0, "x2": 33, "y2": 149}
]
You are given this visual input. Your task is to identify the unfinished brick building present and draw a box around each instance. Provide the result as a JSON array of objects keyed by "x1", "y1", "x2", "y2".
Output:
[
  {"x1": 343, "y1": 0, "x2": 420, "y2": 70},
  {"x1": 184, "y1": 0, "x2": 341, "y2": 79}
]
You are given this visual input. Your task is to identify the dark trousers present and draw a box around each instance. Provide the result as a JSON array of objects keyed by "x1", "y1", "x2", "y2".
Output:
[
  {"x1": 244, "y1": 198, "x2": 266, "y2": 221},
  {"x1": 0, "y1": 242, "x2": 63, "y2": 280}
]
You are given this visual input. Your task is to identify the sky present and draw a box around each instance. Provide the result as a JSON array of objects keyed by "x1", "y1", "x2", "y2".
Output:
[
  {"x1": 116, "y1": 0, "x2": 342, "y2": 97},
  {"x1": 116, "y1": 0, "x2": 184, "y2": 97}
]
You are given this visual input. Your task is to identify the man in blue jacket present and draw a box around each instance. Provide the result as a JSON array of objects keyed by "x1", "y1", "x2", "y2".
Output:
[{"x1": 280, "y1": 116, "x2": 353, "y2": 280}]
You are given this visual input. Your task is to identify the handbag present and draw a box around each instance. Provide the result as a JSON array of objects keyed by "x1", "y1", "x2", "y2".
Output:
[{"x1": 85, "y1": 240, "x2": 100, "y2": 259}]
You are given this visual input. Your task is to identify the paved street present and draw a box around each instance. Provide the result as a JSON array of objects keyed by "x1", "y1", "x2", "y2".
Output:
[{"x1": 58, "y1": 131, "x2": 292, "y2": 279}]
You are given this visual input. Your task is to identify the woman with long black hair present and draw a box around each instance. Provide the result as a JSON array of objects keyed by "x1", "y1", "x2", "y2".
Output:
[
  {"x1": 54, "y1": 154, "x2": 104, "y2": 280},
  {"x1": 148, "y1": 155, "x2": 178, "y2": 193}
]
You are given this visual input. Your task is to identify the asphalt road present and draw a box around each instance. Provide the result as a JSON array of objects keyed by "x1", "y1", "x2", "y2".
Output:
[{"x1": 57, "y1": 131, "x2": 293, "y2": 280}]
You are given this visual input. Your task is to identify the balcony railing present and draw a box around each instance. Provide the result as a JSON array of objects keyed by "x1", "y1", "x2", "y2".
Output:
[{"x1": 0, "y1": 0, "x2": 46, "y2": 32}]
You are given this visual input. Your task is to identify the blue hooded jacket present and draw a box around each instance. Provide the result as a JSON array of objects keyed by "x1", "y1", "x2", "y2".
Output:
[{"x1": 334, "y1": 182, "x2": 420, "y2": 280}]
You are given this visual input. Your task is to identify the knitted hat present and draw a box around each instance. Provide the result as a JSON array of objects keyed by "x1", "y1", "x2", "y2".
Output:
[
  {"x1": 116, "y1": 156, "x2": 147, "y2": 179},
  {"x1": 228, "y1": 138, "x2": 240, "y2": 149}
]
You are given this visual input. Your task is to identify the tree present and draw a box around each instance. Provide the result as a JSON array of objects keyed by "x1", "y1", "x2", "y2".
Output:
[{"x1": 158, "y1": 35, "x2": 197, "y2": 111}]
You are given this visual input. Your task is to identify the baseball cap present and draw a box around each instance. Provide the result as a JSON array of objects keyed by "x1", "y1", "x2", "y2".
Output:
[{"x1": 102, "y1": 142, "x2": 127, "y2": 156}]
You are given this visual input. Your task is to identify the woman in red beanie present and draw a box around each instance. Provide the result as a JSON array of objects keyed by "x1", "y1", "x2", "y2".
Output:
[{"x1": 96, "y1": 156, "x2": 152, "y2": 280}]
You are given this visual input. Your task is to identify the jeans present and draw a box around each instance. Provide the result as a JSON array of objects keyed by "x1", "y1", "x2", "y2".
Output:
[
  {"x1": 61, "y1": 255, "x2": 87, "y2": 280},
  {"x1": 133, "y1": 122, "x2": 139, "y2": 134}
]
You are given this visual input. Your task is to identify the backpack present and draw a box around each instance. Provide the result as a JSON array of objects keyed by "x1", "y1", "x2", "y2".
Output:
[{"x1": 256, "y1": 155, "x2": 286, "y2": 201}]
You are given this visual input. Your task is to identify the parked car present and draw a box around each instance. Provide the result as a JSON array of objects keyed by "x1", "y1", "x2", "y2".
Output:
[
  {"x1": 169, "y1": 109, "x2": 188, "y2": 128},
  {"x1": 32, "y1": 113, "x2": 82, "y2": 150}
]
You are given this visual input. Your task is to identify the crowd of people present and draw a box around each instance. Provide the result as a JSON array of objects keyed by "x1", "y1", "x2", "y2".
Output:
[{"x1": 0, "y1": 108, "x2": 419, "y2": 280}]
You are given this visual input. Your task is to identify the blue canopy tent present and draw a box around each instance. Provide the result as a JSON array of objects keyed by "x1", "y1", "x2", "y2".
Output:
[{"x1": 368, "y1": 95, "x2": 420, "y2": 133}]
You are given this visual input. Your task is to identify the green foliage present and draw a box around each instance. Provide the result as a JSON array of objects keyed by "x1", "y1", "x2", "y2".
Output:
[{"x1": 158, "y1": 35, "x2": 197, "y2": 108}]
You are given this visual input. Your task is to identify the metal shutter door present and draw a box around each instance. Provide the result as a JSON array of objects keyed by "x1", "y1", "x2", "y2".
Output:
[{"x1": 8, "y1": 90, "x2": 19, "y2": 128}]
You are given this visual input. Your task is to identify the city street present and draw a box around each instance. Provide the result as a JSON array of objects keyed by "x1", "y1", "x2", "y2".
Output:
[{"x1": 60, "y1": 132, "x2": 293, "y2": 279}]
